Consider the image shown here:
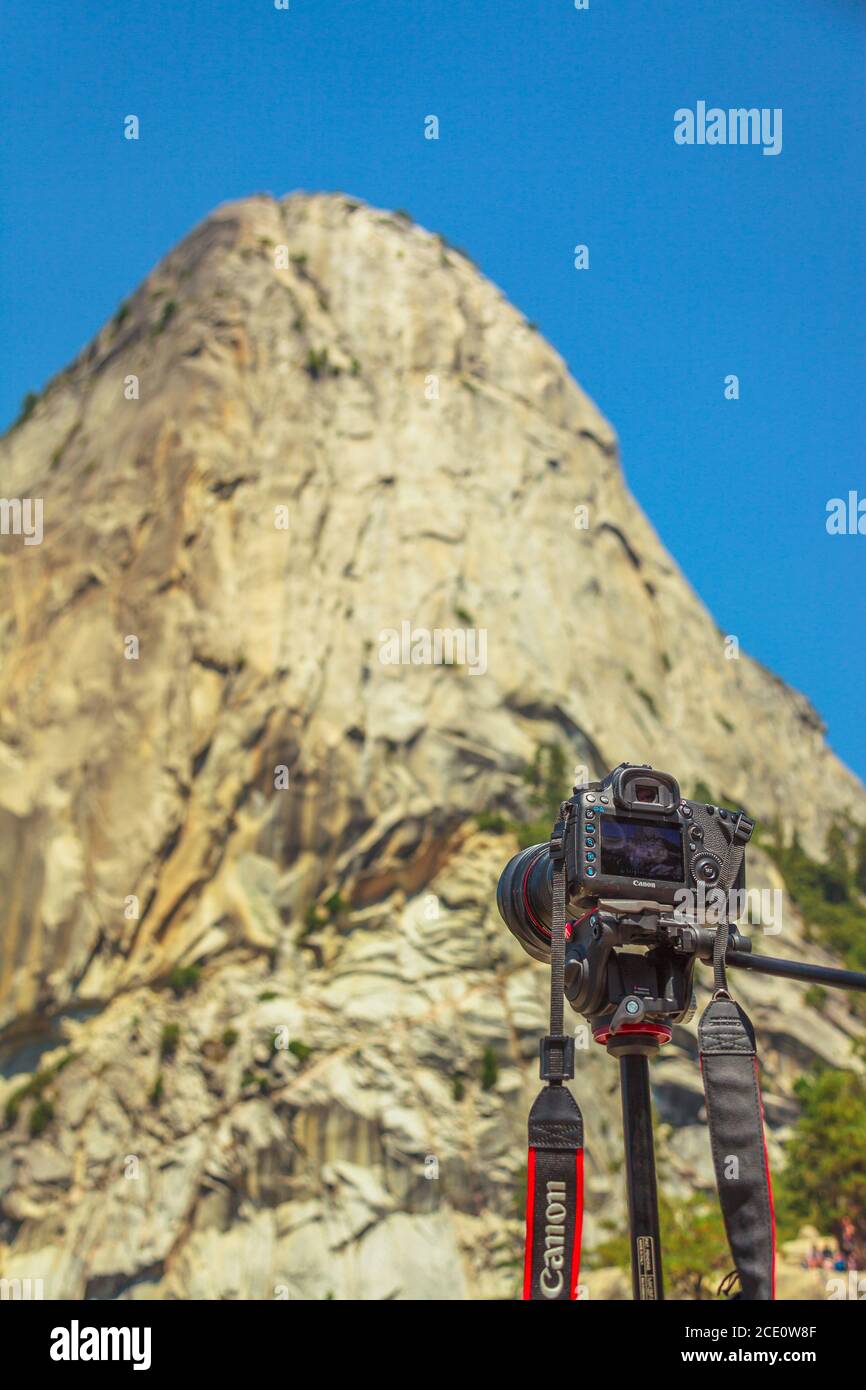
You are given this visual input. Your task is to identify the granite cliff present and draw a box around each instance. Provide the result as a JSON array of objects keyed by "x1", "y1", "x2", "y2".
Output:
[{"x1": 0, "y1": 193, "x2": 863, "y2": 1298}]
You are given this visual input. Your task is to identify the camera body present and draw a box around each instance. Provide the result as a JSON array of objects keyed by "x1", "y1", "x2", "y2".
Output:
[
  {"x1": 497, "y1": 763, "x2": 754, "y2": 964},
  {"x1": 569, "y1": 763, "x2": 752, "y2": 906}
]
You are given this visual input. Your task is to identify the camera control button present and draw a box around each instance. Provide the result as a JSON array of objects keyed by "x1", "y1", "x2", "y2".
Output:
[
  {"x1": 693, "y1": 853, "x2": 721, "y2": 883},
  {"x1": 585, "y1": 867, "x2": 596, "y2": 877},
  {"x1": 680, "y1": 805, "x2": 692, "y2": 817},
  {"x1": 599, "y1": 796, "x2": 609, "y2": 804},
  {"x1": 585, "y1": 794, "x2": 596, "y2": 803},
  {"x1": 585, "y1": 837, "x2": 595, "y2": 848},
  {"x1": 585, "y1": 809, "x2": 595, "y2": 818},
  {"x1": 586, "y1": 852, "x2": 596, "y2": 862},
  {"x1": 718, "y1": 808, "x2": 728, "y2": 819},
  {"x1": 689, "y1": 826, "x2": 704, "y2": 841}
]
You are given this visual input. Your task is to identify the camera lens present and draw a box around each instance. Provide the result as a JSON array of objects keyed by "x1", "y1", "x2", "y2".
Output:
[{"x1": 496, "y1": 843, "x2": 554, "y2": 962}]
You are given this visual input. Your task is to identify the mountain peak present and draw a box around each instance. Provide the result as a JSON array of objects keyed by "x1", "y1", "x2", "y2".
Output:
[{"x1": 0, "y1": 194, "x2": 862, "y2": 1299}]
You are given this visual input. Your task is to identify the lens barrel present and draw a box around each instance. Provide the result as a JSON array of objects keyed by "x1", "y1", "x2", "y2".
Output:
[{"x1": 496, "y1": 843, "x2": 555, "y2": 962}]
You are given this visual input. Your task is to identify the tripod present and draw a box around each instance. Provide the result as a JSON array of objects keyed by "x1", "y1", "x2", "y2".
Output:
[{"x1": 565, "y1": 906, "x2": 866, "y2": 1301}]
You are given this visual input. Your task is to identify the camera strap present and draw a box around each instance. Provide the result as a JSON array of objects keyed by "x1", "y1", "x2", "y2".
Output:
[
  {"x1": 698, "y1": 924, "x2": 776, "y2": 1299},
  {"x1": 523, "y1": 809, "x2": 584, "y2": 1300}
]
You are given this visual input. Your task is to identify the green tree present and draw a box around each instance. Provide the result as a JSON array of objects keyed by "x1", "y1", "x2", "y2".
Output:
[
  {"x1": 480, "y1": 1046, "x2": 499, "y2": 1091},
  {"x1": 168, "y1": 964, "x2": 200, "y2": 997},
  {"x1": 593, "y1": 1190, "x2": 731, "y2": 1299},
  {"x1": 854, "y1": 827, "x2": 866, "y2": 896},
  {"x1": 514, "y1": 742, "x2": 569, "y2": 847},
  {"x1": 159, "y1": 1023, "x2": 181, "y2": 1061},
  {"x1": 17, "y1": 391, "x2": 39, "y2": 426},
  {"x1": 824, "y1": 822, "x2": 850, "y2": 889},
  {"x1": 774, "y1": 1064, "x2": 866, "y2": 1267},
  {"x1": 763, "y1": 830, "x2": 866, "y2": 972},
  {"x1": 29, "y1": 1097, "x2": 55, "y2": 1138}
]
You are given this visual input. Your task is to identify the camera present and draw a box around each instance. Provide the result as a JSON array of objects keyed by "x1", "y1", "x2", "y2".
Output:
[
  {"x1": 497, "y1": 762, "x2": 754, "y2": 964},
  {"x1": 498, "y1": 762, "x2": 864, "y2": 1308}
]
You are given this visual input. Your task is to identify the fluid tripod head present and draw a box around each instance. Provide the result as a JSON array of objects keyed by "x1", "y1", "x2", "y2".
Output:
[{"x1": 563, "y1": 902, "x2": 752, "y2": 1040}]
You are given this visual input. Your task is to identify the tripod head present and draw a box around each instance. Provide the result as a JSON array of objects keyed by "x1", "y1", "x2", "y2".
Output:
[
  {"x1": 565, "y1": 901, "x2": 866, "y2": 1046},
  {"x1": 563, "y1": 903, "x2": 753, "y2": 1037}
]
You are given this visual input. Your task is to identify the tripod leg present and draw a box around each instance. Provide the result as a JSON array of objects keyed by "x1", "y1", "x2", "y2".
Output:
[{"x1": 619, "y1": 1052, "x2": 664, "y2": 1300}]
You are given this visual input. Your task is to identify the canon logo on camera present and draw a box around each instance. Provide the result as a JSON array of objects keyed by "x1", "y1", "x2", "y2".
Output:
[{"x1": 633, "y1": 879, "x2": 657, "y2": 888}]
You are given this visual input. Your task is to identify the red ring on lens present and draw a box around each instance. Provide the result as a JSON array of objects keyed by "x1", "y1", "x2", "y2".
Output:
[{"x1": 521, "y1": 850, "x2": 551, "y2": 939}]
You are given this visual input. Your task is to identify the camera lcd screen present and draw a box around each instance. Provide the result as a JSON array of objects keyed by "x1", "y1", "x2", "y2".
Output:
[{"x1": 598, "y1": 814, "x2": 684, "y2": 882}]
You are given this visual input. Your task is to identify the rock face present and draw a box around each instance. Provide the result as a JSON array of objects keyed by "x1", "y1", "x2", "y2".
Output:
[{"x1": 0, "y1": 192, "x2": 863, "y2": 1299}]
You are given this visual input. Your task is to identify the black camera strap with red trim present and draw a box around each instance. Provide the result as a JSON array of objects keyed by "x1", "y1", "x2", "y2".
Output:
[
  {"x1": 698, "y1": 924, "x2": 776, "y2": 1300},
  {"x1": 523, "y1": 808, "x2": 584, "y2": 1300}
]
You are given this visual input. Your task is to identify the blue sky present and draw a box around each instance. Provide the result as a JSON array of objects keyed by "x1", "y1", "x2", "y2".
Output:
[{"x1": 2, "y1": 0, "x2": 864, "y2": 780}]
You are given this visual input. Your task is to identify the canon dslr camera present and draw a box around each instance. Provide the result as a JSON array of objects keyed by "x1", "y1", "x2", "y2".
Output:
[{"x1": 497, "y1": 762, "x2": 754, "y2": 963}]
